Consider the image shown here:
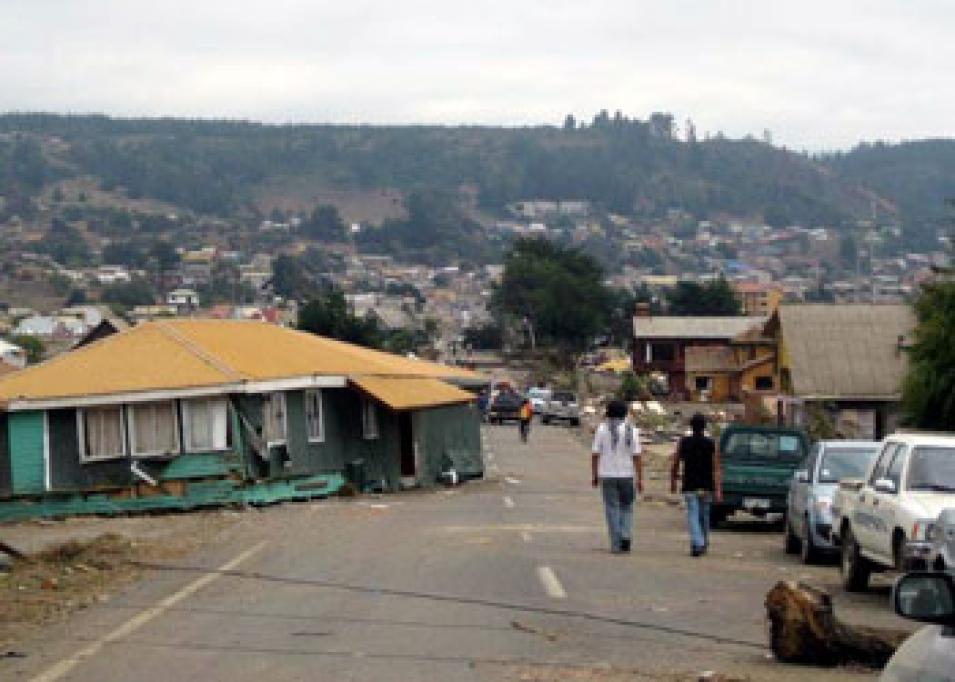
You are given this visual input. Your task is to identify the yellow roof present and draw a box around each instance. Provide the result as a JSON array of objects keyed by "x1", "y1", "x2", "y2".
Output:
[
  {"x1": 0, "y1": 319, "x2": 482, "y2": 407},
  {"x1": 595, "y1": 357, "x2": 632, "y2": 373},
  {"x1": 350, "y1": 376, "x2": 474, "y2": 411}
]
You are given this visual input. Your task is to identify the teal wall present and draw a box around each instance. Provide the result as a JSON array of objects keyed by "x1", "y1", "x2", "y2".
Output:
[
  {"x1": 413, "y1": 403, "x2": 482, "y2": 485},
  {"x1": 8, "y1": 411, "x2": 45, "y2": 495},
  {"x1": 0, "y1": 414, "x2": 11, "y2": 496}
]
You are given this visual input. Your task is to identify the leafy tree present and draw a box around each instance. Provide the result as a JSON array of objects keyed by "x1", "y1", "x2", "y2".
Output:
[
  {"x1": 148, "y1": 240, "x2": 180, "y2": 274},
  {"x1": 463, "y1": 322, "x2": 503, "y2": 350},
  {"x1": 37, "y1": 222, "x2": 91, "y2": 267},
  {"x1": 100, "y1": 278, "x2": 155, "y2": 309},
  {"x1": 271, "y1": 254, "x2": 310, "y2": 299},
  {"x1": 303, "y1": 204, "x2": 346, "y2": 242},
  {"x1": 901, "y1": 280, "x2": 955, "y2": 429},
  {"x1": 65, "y1": 288, "x2": 87, "y2": 306},
  {"x1": 8, "y1": 334, "x2": 44, "y2": 364},
  {"x1": 490, "y1": 237, "x2": 613, "y2": 353},
  {"x1": 665, "y1": 277, "x2": 740, "y2": 315},
  {"x1": 102, "y1": 240, "x2": 147, "y2": 268},
  {"x1": 297, "y1": 288, "x2": 382, "y2": 348}
]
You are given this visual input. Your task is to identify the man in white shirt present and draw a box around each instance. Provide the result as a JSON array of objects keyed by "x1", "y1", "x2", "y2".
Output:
[{"x1": 591, "y1": 400, "x2": 643, "y2": 553}]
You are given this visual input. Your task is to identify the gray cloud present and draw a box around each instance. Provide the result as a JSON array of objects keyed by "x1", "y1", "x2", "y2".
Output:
[{"x1": 0, "y1": 0, "x2": 951, "y2": 149}]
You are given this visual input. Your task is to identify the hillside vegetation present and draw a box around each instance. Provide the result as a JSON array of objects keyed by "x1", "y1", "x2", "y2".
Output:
[{"x1": 1, "y1": 112, "x2": 953, "y2": 250}]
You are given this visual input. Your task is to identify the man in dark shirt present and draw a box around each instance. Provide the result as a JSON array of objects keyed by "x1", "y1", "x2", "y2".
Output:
[{"x1": 670, "y1": 413, "x2": 722, "y2": 557}]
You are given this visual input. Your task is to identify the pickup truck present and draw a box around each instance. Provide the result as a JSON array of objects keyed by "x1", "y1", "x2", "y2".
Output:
[
  {"x1": 540, "y1": 391, "x2": 581, "y2": 426},
  {"x1": 832, "y1": 432, "x2": 955, "y2": 592}
]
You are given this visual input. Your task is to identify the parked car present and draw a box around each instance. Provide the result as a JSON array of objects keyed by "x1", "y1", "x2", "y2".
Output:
[
  {"x1": 833, "y1": 432, "x2": 955, "y2": 592},
  {"x1": 488, "y1": 392, "x2": 523, "y2": 424},
  {"x1": 785, "y1": 440, "x2": 881, "y2": 563},
  {"x1": 928, "y1": 508, "x2": 955, "y2": 572},
  {"x1": 541, "y1": 391, "x2": 581, "y2": 426},
  {"x1": 714, "y1": 424, "x2": 810, "y2": 527},
  {"x1": 526, "y1": 387, "x2": 552, "y2": 415},
  {"x1": 881, "y1": 571, "x2": 955, "y2": 681}
]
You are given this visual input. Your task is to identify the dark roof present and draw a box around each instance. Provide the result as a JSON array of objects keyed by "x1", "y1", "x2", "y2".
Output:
[{"x1": 775, "y1": 304, "x2": 914, "y2": 399}]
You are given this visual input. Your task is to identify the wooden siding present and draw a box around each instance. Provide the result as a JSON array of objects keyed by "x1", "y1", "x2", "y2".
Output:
[{"x1": 8, "y1": 411, "x2": 45, "y2": 494}]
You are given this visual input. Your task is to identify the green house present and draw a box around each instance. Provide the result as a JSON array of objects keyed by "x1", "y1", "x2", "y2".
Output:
[{"x1": 0, "y1": 320, "x2": 485, "y2": 520}]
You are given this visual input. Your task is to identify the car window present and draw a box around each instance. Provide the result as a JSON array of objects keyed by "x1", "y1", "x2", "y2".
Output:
[
  {"x1": 906, "y1": 447, "x2": 955, "y2": 492},
  {"x1": 886, "y1": 445, "x2": 907, "y2": 492},
  {"x1": 817, "y1": 447, "x2": 880, "y2": 483},
  {"x1": 869, "y1": 442, "x2": 898, "y2": 486},
  {"x1": 722, "y1": 431, "x2": 806, "y2": 460},
  {"x1": 803, "y1": 444, "x2": 820, "y2": 481}
]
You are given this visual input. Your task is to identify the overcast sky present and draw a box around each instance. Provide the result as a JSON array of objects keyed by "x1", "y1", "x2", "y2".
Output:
[{"x1": 1, "y1": 0, "x2": 951, "y2": 149}]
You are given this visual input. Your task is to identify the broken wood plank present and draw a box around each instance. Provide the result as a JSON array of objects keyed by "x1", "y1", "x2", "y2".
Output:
[{"x1": 0, "y1": 540, "x2": 27, "y2": 560}]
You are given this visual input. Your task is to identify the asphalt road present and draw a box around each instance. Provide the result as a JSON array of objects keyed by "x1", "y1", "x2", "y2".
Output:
[{"x1": 3, "y1": 423, "x2": 905, "y2": 681}]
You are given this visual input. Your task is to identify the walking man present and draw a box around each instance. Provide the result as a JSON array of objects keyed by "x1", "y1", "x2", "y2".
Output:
[
  {"x1": 591, "y1": 400, "x2": 643, "y2": 553},
  {"x1": 670, "y1": 413, "x2": 722, "y2": 557},
  {"x1": 519, "y1": 398, "x2": 533, "y2": 443}
]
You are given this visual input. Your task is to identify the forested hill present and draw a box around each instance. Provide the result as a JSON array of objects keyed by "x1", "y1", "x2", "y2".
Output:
[{"x1": 1, "y1": 112, "x2": 953, "y2": 247}]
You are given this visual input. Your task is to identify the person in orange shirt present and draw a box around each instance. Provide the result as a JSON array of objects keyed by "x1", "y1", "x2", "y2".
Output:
[{"x1": 519, "y1": 398, "x2": 533, "y2": 443}]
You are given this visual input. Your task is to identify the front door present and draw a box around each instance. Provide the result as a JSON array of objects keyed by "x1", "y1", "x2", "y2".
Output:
[{"x1": 399, "y1": 413, "x2": 415, "y2": 478}]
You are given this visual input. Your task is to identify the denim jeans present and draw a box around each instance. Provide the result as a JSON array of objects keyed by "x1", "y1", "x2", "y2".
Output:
[
  {"x1": 684, "y1": 492, "x2": 712, "y2": 551},
  {"x1": 601, "y1": 478, "x2": 635, "y2": 552}
]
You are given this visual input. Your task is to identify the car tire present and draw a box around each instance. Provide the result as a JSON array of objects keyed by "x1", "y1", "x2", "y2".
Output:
[
  {"x1": 840, "y1": 525, "x2": 871, "y2": 592},
  {"x1": 784, "y1": 517, "x2": 801, "y2": 554},
  {"x1": 800, "y1": 515, "x2": 819, "y2": 564},
  {"x1": 571, "y1": 418, "x2": 580, "y2": 427},
  {"x1": 710, "y1": 506, "x2": 729, "y2": 529},
  {"x1": 541, "y1": 416, "x2": 550, "y2": 425}
]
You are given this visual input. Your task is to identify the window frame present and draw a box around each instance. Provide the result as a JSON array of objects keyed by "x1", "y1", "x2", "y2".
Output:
[
  {"x1": 869, "y1": 442, "x2": 900, "y2": 487},
  {"x1": 182, "y1": 397, "x2": 231, "y2": 453},
  {"x1": 305, "y1": 389, "x2": 325, "y2": 443},
  {"x1": 127, "y1": 400, "x2": 181, "y2": 458},
  {"x1": 263, "y1": 392, "x2": 288, "y2": 446},
  {"x1": 77, "y1": 405, "x2": 127, "y2": 463},
  {"x1": 361, "y1": 399, "x2": 379, "y2": 440}
]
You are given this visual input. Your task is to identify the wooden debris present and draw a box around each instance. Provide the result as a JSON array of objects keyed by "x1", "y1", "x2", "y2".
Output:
[
  {"x1": 0, "y1": 541, "x2": 27, "y2": 561},
  {"x1": 765, "y1": 580, "x2": 909, "y2": 668}
]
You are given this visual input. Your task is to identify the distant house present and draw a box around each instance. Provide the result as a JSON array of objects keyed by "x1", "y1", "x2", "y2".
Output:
[
  {"x1": 683, "y1": 325, "x2": 777, "y2": 402},
  {"x1": 166, "y1": 288, "x2": 201, "y2": 310},
  {"x1": 632, "y1": 313, "x2": 765, "y2": 399},
  {"x1": 0, "y1": 339, "x2": 27, "y2": 368},
  {"x1": 733, "y1": 282, "x2": 784, "y2": 316},
  {"x1": 0, "y1": 320, "x2": 485, "y2": 520},
  {"x1": 765, "y1": 304, "x2": 914, "y2": 439}
]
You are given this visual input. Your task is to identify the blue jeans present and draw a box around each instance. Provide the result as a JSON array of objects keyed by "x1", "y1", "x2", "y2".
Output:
[
  {"x1": 601, "y1": 478, "x2": 635, "y2": 552},
  {"x1": 684, "y1": 492, "x2": 712, "y2": 551}
]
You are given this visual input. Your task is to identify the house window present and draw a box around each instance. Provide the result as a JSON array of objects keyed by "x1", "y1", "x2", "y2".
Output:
[
  {"x1": 183, "y1": 398, "x2": 229, "y2": 452},
  {"x1": 78, "y1": 406, "x2": 126, "y2": 461},
  {"x1": 755, "y1": 376, "x2": 774, "y2": 391},
  {"x1": 129, "y1": 401, "x2": 179, "y2": 457},
  {"x1": 650, "y1": 343, "x2": 675, "y2": 363},
  {"x1": 362, "y1": 399, "x2": 379, "y2": 440},
  {"x1": 695, "y1": 376, "x2": 712, "y2": 391},
  {"x1": 263, "y1": 392, "x2": 287, "y2": 444},
  {"x1": 305, "y1": 390, "x2": 324, "y2": 443}
]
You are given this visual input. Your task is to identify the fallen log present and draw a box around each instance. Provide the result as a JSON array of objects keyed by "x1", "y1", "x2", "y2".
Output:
[
  {"x1": 0, "y1": 540, "x2": 27, "y2": 561},
  {"x1": 765, "y1": 581, "x2": 909, "y2": 668}
]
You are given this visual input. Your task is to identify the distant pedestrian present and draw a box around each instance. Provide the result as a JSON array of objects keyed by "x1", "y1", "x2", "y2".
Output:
[
  {"x1": 670, "y1": 413, "x2": 722, "y2": 557},
  {"x1": 591, "y1": 400, "x2": 643, "y2": 553},
  {"x1": 477, "y1": 389, "x2": 489, "y2": 423},
  {"x1": 519, "y1": 398, "x2": 533, "y2": 442}
]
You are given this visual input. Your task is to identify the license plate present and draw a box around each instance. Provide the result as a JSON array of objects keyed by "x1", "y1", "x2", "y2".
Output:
[{"x1": 743, "y1": 497, "x2": 771, "y2": 509}]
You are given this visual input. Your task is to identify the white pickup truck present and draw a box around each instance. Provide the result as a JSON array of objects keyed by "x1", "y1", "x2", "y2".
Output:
[{"x1": 832, "y1": 432, "x2": 955, "y2": 592}]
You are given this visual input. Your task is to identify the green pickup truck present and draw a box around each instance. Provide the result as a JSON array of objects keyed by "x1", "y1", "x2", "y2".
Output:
[{"x1": 714, "y1": 424, "x2": 811, "y2": 526}]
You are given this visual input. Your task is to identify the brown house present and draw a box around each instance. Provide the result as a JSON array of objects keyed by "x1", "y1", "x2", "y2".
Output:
[{"x1": 632, "y1": 313, "x2": 766, "y2": 399}]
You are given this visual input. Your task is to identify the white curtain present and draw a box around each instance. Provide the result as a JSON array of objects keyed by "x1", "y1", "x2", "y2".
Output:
[
  {"x1": 132, "y1": 401, "x2": 178, "y2": 455},
  {"x1": 185, "y1": 398, "x2": 228, "y2": 451},
  {"x1": 84, "y1": 407, "x2": 124, "y2": 459}
]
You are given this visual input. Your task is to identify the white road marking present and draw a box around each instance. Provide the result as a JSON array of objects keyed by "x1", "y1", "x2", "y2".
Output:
[
  {"x1": 28, "y1": 541, "x2": 268, "y2": 682},
  {"x1": 521, "y1": 531, "x2": 532, "y2": 543},
  {"x1": 504, "y1": 476, "x2": 521, "y2": 485},
  {"x1": 537, "y1": 566, "x2": 567, "y2": 599},
  {"x1": 503, "y1": 496, "x2": 515, "y2": 509}
]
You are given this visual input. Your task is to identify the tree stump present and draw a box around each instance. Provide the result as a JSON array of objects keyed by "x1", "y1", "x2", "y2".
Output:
[{"x1": 765, "y1": 581, "x2": 909, "y2": 668}]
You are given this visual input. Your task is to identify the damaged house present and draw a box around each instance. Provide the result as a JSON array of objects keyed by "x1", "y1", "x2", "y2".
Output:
[{"x1": 0, "y1": 320, "x2": 485, "y2": 521}]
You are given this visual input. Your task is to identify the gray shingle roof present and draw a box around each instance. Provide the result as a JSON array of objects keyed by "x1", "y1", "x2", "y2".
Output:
[
  {"x1": 633, "y1": 316, "x2": 765, "y2": 340},
  {"x1": 777, "y1": 304, "x2": 914, "y2": 399}
]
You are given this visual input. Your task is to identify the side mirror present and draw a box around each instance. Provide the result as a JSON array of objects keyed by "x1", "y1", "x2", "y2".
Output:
[
  {"x1": 794, "y1": 469, "x2": 810, "y2": 483},
  {"x1": 874, "y1": 478, "x2": 897, "y2": 494},
  {"x1": 894, "y1": 572, "x2": 955, "y2": 625}
]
